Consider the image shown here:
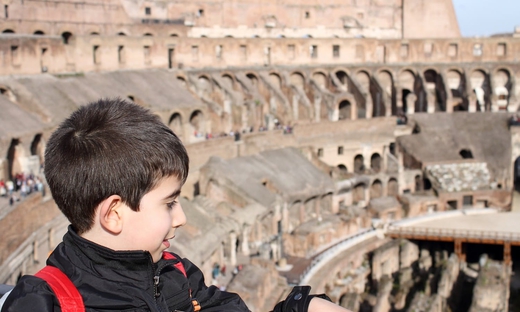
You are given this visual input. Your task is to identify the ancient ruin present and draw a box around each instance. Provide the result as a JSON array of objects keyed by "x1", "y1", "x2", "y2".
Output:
[{"x1": 1, "y1": 0, "x2": 519, "y2": 311}]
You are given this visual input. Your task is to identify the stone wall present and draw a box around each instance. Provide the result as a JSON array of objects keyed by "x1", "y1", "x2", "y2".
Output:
[{"x1": 1, "y1": 35, "x2": 520, "y2": 76}]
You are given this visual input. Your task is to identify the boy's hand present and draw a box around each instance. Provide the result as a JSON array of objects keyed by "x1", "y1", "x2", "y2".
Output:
[
  {"x1": 308, "y1": 297, "x2": 352, "y2": 312},
  {"x1": 271, "y1": 286, "x2": 352, "y2": 312}
]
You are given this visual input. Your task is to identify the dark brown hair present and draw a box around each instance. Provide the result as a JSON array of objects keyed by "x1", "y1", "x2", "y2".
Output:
[{"x1": 44, "y1": 98, "x2": 189, "y2": 234}]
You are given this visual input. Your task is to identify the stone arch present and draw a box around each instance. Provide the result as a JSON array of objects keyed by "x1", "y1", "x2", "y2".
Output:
[
  {"x1": 30, "y1": 133, "x2": 45, "y2": 165},
  {"x1": 320, "y1": 192, "x2": 333, "y2": 213},
  {"x1": 2, "y1": 29, "x2": 15, "y2": 34},
  {"x1": 290, "y1": 72, "x2": 305, "y2": 89},
  {"x1": 246, "y1": 73, "x2": 259, "y2": 88},
  {"x1": 176, "y1": 76, "x2": 187, "y2": 89},
  {"x1": 338, "y1": 99, "x2": 352, "y2": 120},
  {"x1": 197, "y1": 75, "x2": 213, "y2": 96},
  {"x1": 354, "y1": 154, "x2": 364, "y2": 174},
  {"x1": 470, "y1": 69, "x2": 490, "y2": 111},
  {"x1": 312, "y1": 71, "x2": 328, "y2": 89},
  {"x1": 414, "y1": 174, "x2": 423, "y2": 192},
  {"x1": 143, "y1": 32, "x2": 154, "y2": 37},
  {"x1": 355, "y1": 70, "x2": 371, "y2": 92},
  {"x1": 446, "y1": 69, "x2": 468, "y2": 111},
  {"x1": 6, "y1": 138, "x2": 23, "y2": 180},
  {"x1": 61, "y1": 31, "x2": 73, "y2": 44},
  {"x1": 33, "y1": 30, "x2": 45, "y2": 35},
  {"x1": 303, "y1": 196, "x2": 318, "y2": 219},
  {"x1": 221, "y1": 73, "x2": 235, "y2": 90},
  {"x1": 338, "y1": 164, "x2": 347, "y2": 172},
  {"x1": 424, "y1": 68, "x2": 447, "y2": 112},
  {"x1": 170, "y1": 33, "x2": 179, "y2": 37},
  {"x1": 189, "y1": 110, "x2": 205, "y2": 136},
  {"x1": 168, "y1": 112, "x2": 184, "y2": 138},
  {"x1": 388, "y1": 178, "x2": 398, "y2": 196},
  {"x1": 370, "y1": 153, "x2": 381, "y2": 173},
  {"x1": 269, "y1": 72, "x2": 282, "y2": 89},
  {"x1": 352, "y1": 183, "x2": 366, "y2": 205},
  {"x1": 370, "y1": 179, "x2": 383, "y2": 199},
  {"x1": 335, "y1": 69, "x2": 349, "y2": 89},
  {"x1": 288, "y1": 200, "x2": 302, "y2": 231},
  {"x1": 493, "y1": 68, "x2": 511, "y2": 110},
  {"x1": 0, "y1": 86, "x2": 17, "y2": 102},
  {"x1": 398, "y1": 69, "x2": 417, "y2": 114}
]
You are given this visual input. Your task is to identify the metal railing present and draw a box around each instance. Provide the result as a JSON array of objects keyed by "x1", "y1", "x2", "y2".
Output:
[
  {"x1": 387, "y1": 226, "x2": 520, "y2": 243},
  {"x1": 297, "y1": 228, "x2": 378, "y2": 285}
]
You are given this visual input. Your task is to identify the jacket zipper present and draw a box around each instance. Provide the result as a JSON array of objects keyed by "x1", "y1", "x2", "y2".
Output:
[{"x1": 151, "y1": 255, "x2": 173, "y2": 312}]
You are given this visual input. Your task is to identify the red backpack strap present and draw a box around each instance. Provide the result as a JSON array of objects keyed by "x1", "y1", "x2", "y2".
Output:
[
  {"x1": 163, "y1": 252, "x2": 187, "y2": 278},
  {"x1": 162, "y1": 252, "x2": 200, "y2": 311},
  {"x1": 35, "y1": 266, "x2": 85, "y2": 312}
]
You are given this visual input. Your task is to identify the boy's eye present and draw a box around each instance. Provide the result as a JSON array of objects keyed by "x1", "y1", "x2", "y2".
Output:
[{"x1": 166, "y1": 201, "x2": 177, "y2": 209}]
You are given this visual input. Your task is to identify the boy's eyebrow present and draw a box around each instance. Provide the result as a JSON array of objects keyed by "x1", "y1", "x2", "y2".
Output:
[{"x1": 164, "y1": 189, "x2": 181, "y2": 201}]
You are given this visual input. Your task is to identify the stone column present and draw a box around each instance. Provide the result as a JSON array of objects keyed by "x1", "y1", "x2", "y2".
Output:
[
  {"x1": 406, "y1": 93, "x2": 416, "y2": 114},
  {"x1": 241, "y1": 227, "x2": 250, "y2": 256},
  {"x1": 230, "y1": 232, "x2": 237, "y2": 266}
]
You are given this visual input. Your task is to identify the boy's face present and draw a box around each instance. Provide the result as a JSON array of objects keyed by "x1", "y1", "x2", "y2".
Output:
[{"x1": 121, "y1": 175, "x2": 186, "y2": 262}]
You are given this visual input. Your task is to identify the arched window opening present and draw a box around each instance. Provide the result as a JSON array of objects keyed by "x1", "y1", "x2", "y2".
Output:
[
  {"x1": 246, "y1": 73, "x2": 258, "y2": 87},
  {"x1": 90, "y1": 32, "x2": 100, "y2": 35},
  {"x1": 337, "y1": 164, "x2": 347, "y2": 172},
  {"x1": 388, "y1": 178, "x2": 398, "y2": 197},
  {"x1": 170, "y1": 33, "x2": 179, "y2": 37},
  {"x1": 353, "y1": 183, "x2": 366, "y2": 205},
  {"x1": 424, "y1": 69, "x2": 446, "y2": 112},
  {"x1": 144, "y1": 33, "x2": 153, "y2": 37},
  {"x1": 459, "y1": 149, "x2": 473, "y2": 159},
  {"x1": 268, "y1": 73, "x2": 282, "y2": 89},
  {"x1": 2, "y1": 29, "x2": 15, "y2": 34},
  {"x1": 7, "y1": 138, "x2": 20, "y2": 181},
  {"x1": 33, "y1": 30, "x2": 45, "y2": 35},
  {"x1": 290, "y1": 72, "x2": 305, "y2": 89},
  {"x1": 30, "y1": 134, "x2": 42, "y2": 156},
  {"x1": 415, "y1": 175, "x2": 423, "y2": 192},
  {"x1": 338, "y1": 100, "x2": 351, "y2": 120},
  {"x1": 423, "y1": 177, "x2": 432, "y2": 191},
  {"x1": 389, "y1": 143, "x2": 396, "y2": 156},
  {"x1": 169, "y1": 113, "x2": 183, "y2": 137},
  {"x1": 0, "y1": 87, "x2": 16, "y2": 102},
  {"x1": 370, "y1": 180, "x2": 383, "y2": 199},
  {"x1": 190, "y1": 110, "x2": 204, "y2": 136},
  {"x1": 370, "y1": 153, "x2": 381, "y2": 173},
  {"x1": 177, "y1": 76, "x2": 187, "y2": 88},
  {"x1": 61, "y1": 32, "x2": 72, "y2": 44},
  {"x1": 117, "y1": 32, "x2": 127, "y2": 36},
  {"x1": 335, "y1": 71, "x2": 349, "y2": 88},
  {"x1": 354, "y1": 154, "x2": 364, "y2": 174}
]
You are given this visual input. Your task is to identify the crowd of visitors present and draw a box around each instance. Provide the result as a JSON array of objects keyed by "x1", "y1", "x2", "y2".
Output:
[
  {"x1": 194, "y1": 120, "x2": 294, "y2": 142},
  {"x1": 0, "y1": 173, "x2": 45, "y2": 206}
]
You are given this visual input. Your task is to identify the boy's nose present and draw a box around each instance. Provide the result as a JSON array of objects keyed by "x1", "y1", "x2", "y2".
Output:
[{"x1": 172, "y1": 204, "x2": 187, "y2": 228}]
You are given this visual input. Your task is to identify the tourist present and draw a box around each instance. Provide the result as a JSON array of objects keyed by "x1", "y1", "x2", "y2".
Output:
[{"x1": 1, "y1": 99, "x2": 351, "y2": 312}]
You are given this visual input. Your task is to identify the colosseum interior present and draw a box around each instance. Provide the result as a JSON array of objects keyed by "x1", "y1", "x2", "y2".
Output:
[{"x1": 1, "y1": 0, "x2": 520, "y2": 311}]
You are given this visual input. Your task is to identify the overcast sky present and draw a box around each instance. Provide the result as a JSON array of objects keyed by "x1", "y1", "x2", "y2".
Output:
[{"x1": 453, "y1": 0, "x2": 520, "y2": 37}]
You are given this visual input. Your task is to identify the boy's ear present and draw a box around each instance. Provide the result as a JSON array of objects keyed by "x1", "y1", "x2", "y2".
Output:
[{"x1": 99, "y1": 195, "x2": 125, "y2": 235}]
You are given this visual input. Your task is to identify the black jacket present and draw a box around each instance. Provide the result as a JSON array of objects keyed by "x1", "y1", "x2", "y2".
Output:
[{"x1": 2, "y1": 227, "x2": 250, "y2": 312}]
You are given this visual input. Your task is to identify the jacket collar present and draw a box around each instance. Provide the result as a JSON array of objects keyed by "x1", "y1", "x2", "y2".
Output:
[{"x1": 49, "y1": 226, "x2": 176, "y2": 283}]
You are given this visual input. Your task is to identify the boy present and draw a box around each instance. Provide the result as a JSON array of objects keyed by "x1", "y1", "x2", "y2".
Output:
[{"x1": 1, "y1": 99, "x2": 350, "y2": 312}]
